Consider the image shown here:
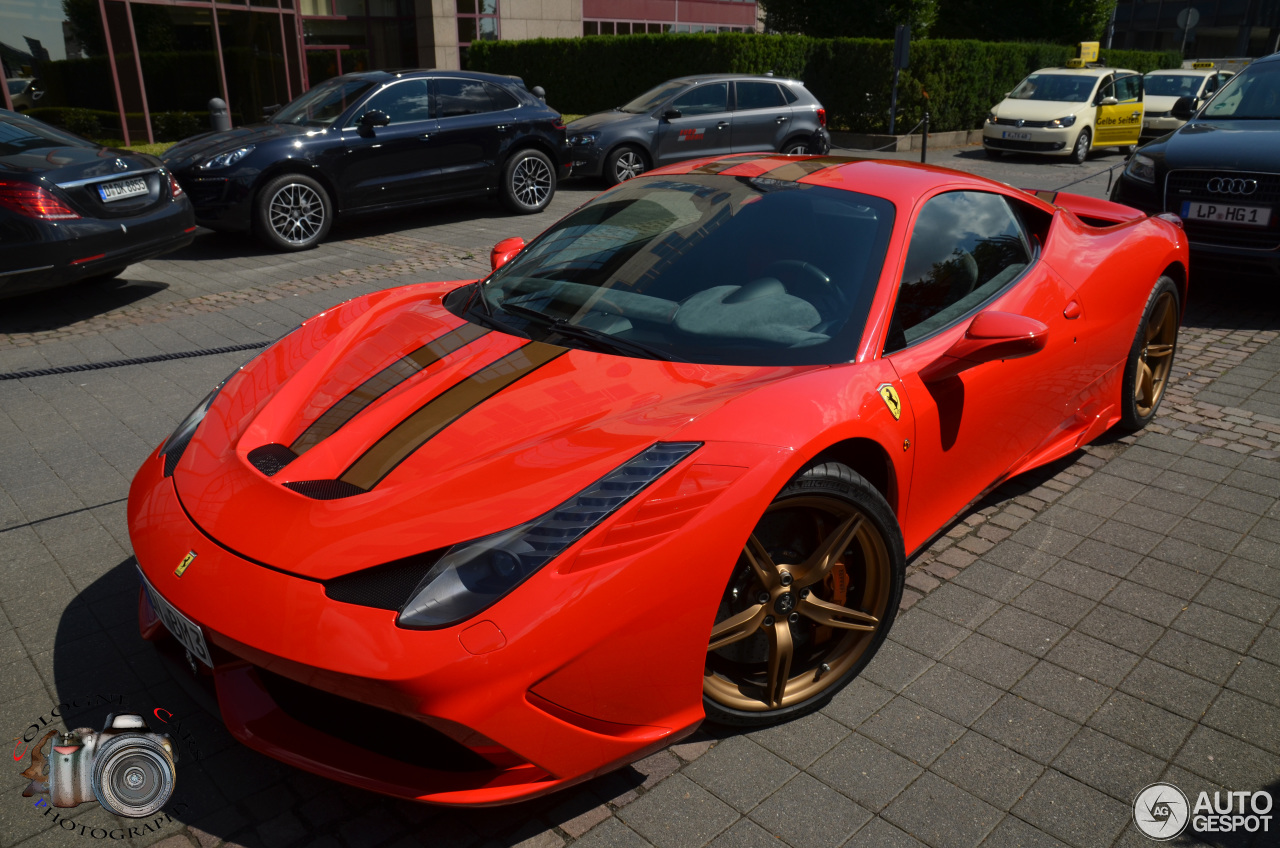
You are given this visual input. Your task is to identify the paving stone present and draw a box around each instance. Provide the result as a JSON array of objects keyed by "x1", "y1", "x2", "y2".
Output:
[
  {"x1": 1215, "y1": 556, "x2": 1280, "y2": 599},
  {"x1": 858, "y1": 696, "x2": 965, "y2": 767},
  {"x1": 980, "y1": 815, "x2": 1071, "y2": 848},
  {"x1": 809, "y1": 733, "x2": 923, "y2": 813},
  {"x1": 901, "y1": 662, "x2": 1003, "y2": 726},
  {"x1": 1011, "y1": 661, "x2": 1112, "y2": 724},
  {"x1": 971, "y1": 694, "x2": 1080, "y2": 765},
  {"x1": 1043, "y1": 631, "x2": 1142, "y2": 687},
  {"x1": 859, "y1": 641, "x2": 935, "y2": 694},
  {"x1": 1120, "y1": 658, "x2": 1221, "y2": 720},
  {"x1": 951, "y1": 561, "x2": 1034, "y2": 603},
  {"x1": 748, "y1": 773, "x2": 871, "y2": 848},
  {"x1": 1194, "y1": 579, "x2": 1279, "y2": 624},
  {"x1": 1247, "y1": 626, "x2": 1280, "y2": 666},
  {"x1": 1011, "y1": 770, "x2": 1131, "y2": 848},
  {"x1": 1200, "y1": 689, "x2": 1280, "y2": 756},
  {"x1": 887, "y1": 608, "x2": 971, "y2": 660},
  {"x1": 1126, "y1": 557, "x2": 1212, "y2": 602},
  {"x1": 843, "y1": 817, "x2": 927, "y2": 848},
  {"x1": 1087, "y1": 693, "x2": 1196, "y2": 760},
  {"x1": 914, "y1": 582, "x2": 1003, "y2": 630},
  {"x1": 881, "y1": 772, "x2": 1003, "y2": 848},
  {"x1": 1172, "y1": 603, "x2": 1264, "y2": 653},
  {"x1": 1075, "y1": 605, "x2": 1164, "y2": 655},
  {"x1": 1147, "y1": 629, "x2": 1245, "y2": 687},
  {"x1": 705, "y1": 818, "x2": 781, "y2": 848},
  {"x1": 746, "y1": 708, "x2": 849, "y2": 769},
  {"x1": 821, "y1": 676, "x2": 895, "y2": 730},
  {"x1": 978, "y1": 606, "x2": 1069, "y2": 658},
  {"x1": 1050, "y1": 727, "x2": 1166, "y2": 803},
  {"x1": 1012, "y1": 582, "x2": 1095, "y2": 628},
  {"x1": 930, "y1": 730, "x2": 1044, "y2": 811},
  {"x1": 574, "y1": 818, "x2": 654, "y2": 848},
  {"x1": 1102, "y1": 580, "x2": 1187, "y2": 627},
  {"x1": 683, "y1": 736, "x2": 796, "y2": 814},
  {"x1": 616, "y1": 775, "x2": 738, "y2": 848},
  {"x1": 1173, "y1": 724, "x2": 1280, "y2": 790},
  {"x1": 981, "y1": 542, "x2": 1060, "y2": 579},
  {"x1": 941, "y1": 633, "x2": 1037, "y2": 690}
]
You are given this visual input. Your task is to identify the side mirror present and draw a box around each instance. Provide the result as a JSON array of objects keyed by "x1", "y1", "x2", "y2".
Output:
[
  {"x1": 359, "y1": 110, "x2": 391, "y2": 128},
  {"x1": 920, "y1": 311, "x2": 1048, "y2": 383},
  {"x1": 1099, "y1": 96, "x2": 1119, "y2": 106},
  {"x1": 662, "y1": 108, "x2": 682, "y2": 121},
  {"x1": 1171, "y1": 96, "x2": 1196, "y2": 120},
  {"x1": 490, "y1": 236, "x2": 525, "y2": 271},
  {"x1": 262, "y1": 103, "x2": 281, "y2": 118}
]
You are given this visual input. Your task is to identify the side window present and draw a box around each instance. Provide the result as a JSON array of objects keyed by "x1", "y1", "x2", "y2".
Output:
[
  {"x1": 352, "y1": 79, "x2": 432, "y2": 125},
  {"x1": 735, "y1": 81, "x2": 786, "y2": 111},
  {"x1": 1094, "y1": 75, "x2": 1115, "y2": 104},
  {"x1": 780, "y1": 84, "x2": 799, "y2": 104},
  {"x1": 485, "y1": 82, "x2": 520, "y2": 111},
  {"x1": 1116, "y1": 74, "x2": 1142, "y2": 102},
  {"x1": 437, "y1": 78, "x2": 495, "y2": 118},
  {"x1": 672, "y1": 83, "x2": 729, "y2": 116},
  {"x1": 884, "y1": 191, "x2": 1033, "y2": 354}
]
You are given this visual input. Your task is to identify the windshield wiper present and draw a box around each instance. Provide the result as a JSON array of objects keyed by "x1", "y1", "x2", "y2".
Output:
[{"x1": 497, "y1": 301, "x2": 681, "y2": 361}]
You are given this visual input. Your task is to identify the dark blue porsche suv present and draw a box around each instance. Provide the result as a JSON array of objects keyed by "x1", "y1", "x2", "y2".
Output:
[{"x1": 163, "y1": 70, "x2": 569, "y2": 251}]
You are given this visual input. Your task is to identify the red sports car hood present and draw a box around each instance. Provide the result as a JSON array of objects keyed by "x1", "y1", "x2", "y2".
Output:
[{"x1": 174, "y1": 283, "x2": 813, "y2": 579}]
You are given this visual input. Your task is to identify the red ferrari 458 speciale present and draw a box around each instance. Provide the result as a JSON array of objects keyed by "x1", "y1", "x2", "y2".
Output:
[{"x1": 128, "y1": 154, "x2": 1188, "y2": 806}]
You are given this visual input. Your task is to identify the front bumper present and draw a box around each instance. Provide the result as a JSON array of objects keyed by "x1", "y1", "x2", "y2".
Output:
[
  {"x1": 982, "y1": 124, "x2": 1074, "y2": 155},
  {"x1": 169, "y1": 169, "x2": 256, "y2": 232},
  {"x1": 128, "y1": 440, "x2": 786, "y2": 804},
  {"x1": 568, "y1": 144, "x2": 606, "y2": 178}
]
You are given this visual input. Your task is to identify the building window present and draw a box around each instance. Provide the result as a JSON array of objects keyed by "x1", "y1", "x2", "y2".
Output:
[
  {"x1": 458, "y1": 0, "x2": 498, "y2": 47},
  {"x1": 583, "y1": 20, "x2": 749, "y2": 36}
]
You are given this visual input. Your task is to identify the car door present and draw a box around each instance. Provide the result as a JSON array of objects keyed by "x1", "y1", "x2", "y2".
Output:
[
  {"x1": 332, "y1": 78, "x2": 437, "y2": 210},
  {"x1": 730, "y1": 81, "x2": 794, "y2": 153},
  {"x1": 427, "y1": 77, "x2": 506, "y2": 195},
  {"x1": 882, "y1": 190, "x2": 1082, "y2": 539},
  {"x1": 1094, "y1": 73, "x2": 1143, "y2": 148},
  {"x1": 653, "y1": 82, "x2": 733, "y2": 166}
]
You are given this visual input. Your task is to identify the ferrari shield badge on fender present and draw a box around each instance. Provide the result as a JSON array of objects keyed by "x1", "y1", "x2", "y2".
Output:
[
  {"x1": 174, "y1": 551, "x2": 196, "y2": 577},
  {"x1": 878, "y1": 384, "x2": 902, "y2": 421}
]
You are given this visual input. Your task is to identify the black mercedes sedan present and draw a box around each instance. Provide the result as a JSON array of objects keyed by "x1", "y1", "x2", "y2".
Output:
[
  {"x1": 163, "y1": 70, "x2": 569, "y2": 251},
  {"x1": 0, "y1": 110, "x2": 195, "y2": 299},
  {"x1": 1111, "y1": 51, "x2": 1280, "y2": 275}
]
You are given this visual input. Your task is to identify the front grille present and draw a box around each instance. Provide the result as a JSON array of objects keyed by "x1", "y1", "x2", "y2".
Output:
[
  {"x1": 986, "y1": 138, "x2": 1066, "y2": 152},
  {"x1": 247, "y1": 443, "x2": 297, "y2": 477},
  {"x1": 254, "y1": 668, "x2": 492, "y2": 772},
  {"x1": 324, "y1": 551, "x2": 444, "y2": 611},
  {"x1": 992, "y1": 117, "x2": 1053, "y2": 128},
  {"x1": 283, "y1": 479, "x2": 367, "y2": 500},
  {"x1": 1164, "y1": 170, "x2": 1280, "y2": 251}
]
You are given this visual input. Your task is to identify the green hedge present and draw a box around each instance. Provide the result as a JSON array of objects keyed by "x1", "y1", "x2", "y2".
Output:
[
  {"x1": 468, "y1": 33, "x2": 1181, "y2": 133},
  {"x1": 25, "y1": 106, "x2": 207, "y2": 143}
]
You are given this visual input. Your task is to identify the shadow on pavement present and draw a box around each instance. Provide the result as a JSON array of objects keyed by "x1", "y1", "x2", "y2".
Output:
[{"x1": 0, "y1": 277, "x2": 168, "y2": 335}]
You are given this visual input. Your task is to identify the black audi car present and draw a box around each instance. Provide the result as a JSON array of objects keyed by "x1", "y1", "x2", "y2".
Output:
[
  {"x1": 1111, "y1": 52, "x2": 1280, "y2": 275},
  {"x1": 163, "y1": 70, "x2": 569, "y2": 251},
  {"x1": 0, "y1": 110, "x2": 195, "y2": 299}
]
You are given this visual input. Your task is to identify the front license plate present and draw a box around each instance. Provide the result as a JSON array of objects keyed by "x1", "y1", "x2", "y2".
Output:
[
  {"x1": 1180, "y1": 201, "x2": 1272, "y2": 227},
  {"x1": 1001, "y1": 131, "x2": 1032, "y2": 141},
  {"x1": 98, "y1": 177, "x2": 147, "y2": 202},
  {"x1": 140, "y1": 570, "x2": 212, "y2": 667}
]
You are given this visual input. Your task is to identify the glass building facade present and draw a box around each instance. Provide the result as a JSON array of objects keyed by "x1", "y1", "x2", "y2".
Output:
[{"x1": 1112, "y1": 0, "x2": 1280, "y2": 57}]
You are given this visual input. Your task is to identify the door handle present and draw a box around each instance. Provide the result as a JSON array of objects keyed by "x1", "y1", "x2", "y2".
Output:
[
  {"x1": 1064, "y1": 300, "x2": 1082, "y2": 319},
  {"x1": 776, "y1": 116, "x2": 789, "y2": 123},
  {"x1": 717, "y1": 121, "x2": 729, "y2": 129},
  {"x1": 1131, "y1": 111, "x2": 1141, "y2": 118},
  {"x1": 420, "y1": 133, "x2": 430, "y2": 139},
  {"x1": 496, "y1": 124, "x2": 510, "y2": 132}
]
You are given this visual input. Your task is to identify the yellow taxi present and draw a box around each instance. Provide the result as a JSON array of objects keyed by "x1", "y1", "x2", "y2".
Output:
[
  {"x1": 983, "y1": 64, "x2": 1145, "y2": 164},
  {"x1": 1140, "y1": 63, "x2": 1234, "y2": 141}
]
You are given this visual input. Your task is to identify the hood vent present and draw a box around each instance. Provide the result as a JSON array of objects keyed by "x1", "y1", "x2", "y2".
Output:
[
  {"x1": 284, "y1": 480, "x2": 367, "y2": 500},
  {"x1": 247, "y1": 443, "x2": 298, "y2": 477}
]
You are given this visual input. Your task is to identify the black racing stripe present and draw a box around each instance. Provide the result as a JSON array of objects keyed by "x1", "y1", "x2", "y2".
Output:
[
  {"x1": 689, "y1": 159, "x2": 751, "y2": 175},
  {"x1": 1035, "y1": 190, "x2": 1060, "y2": 204},
  {"x1": 339, "y1": 342, "x2": 566, "y2": 490},
  {"x1": 758, "y1": 157, "x2": 850, "y2": 181},
  {"x1": 290, "y1": 323, "x2": 489, "y2": 455}
]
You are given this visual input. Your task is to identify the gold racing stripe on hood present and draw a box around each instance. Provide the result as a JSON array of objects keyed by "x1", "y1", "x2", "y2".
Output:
[
  {"x1": 758, "y1": 157, "x2": 848, "y2": 181},
  {"x1": 338, "y1": 341, "x2": 566, "y2": 490},
  {"x1": 291, "y1": 322, "x2": 490, "y2": 455}
]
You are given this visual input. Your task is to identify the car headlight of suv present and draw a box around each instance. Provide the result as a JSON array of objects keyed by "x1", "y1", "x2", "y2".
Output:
[
  {"x1": 1125, "y1": 153, "x2": 1157, "y2": 184},
  {"x1": 986, "y1": 111, "x2": 997, "y2": 124},
  {"x1": 1049, "y1": 115, "x2": 1076, "y2": 128},
  {"x1": 568, "y1": 132, "x2": 600, "y2": 146},
  {"x1": 397, "y1": 441, "x2": 702, "y2": 629},
  {"x1": 199, "y1": 146, "x2": 255, "y2": 170}
]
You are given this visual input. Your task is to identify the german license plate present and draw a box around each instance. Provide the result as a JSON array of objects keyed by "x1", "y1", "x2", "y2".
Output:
[
  {"x1": 99, "y1": 177, "x2": 148, "y2": 202},
  {"x1": 1001, "y1": 131, "x2": 1032, "y2": 141},
  {"x1": 1181, "y1": 201, "x2": 1272, "y2": 227},
  {"x1": 139, "y1": 569, "x2": 212, "y2": 667}
]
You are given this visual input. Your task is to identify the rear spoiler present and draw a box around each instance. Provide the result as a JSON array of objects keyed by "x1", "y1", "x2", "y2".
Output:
[{"x1": 1022, "y1": 189, "x2": 1147, "y2": 227}]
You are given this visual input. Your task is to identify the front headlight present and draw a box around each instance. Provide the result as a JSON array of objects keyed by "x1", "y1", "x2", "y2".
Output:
[
  {"x1": 569, "y1": 132, "x2": 600, "y2": 146},
  {"x1": 199, "y1": 146, "x2": 255, "y2": 170},
  {"x1": 397, "y1": 441, "x2": 702, "y2": 629},
  {"x1": 1125, "y1": 153, "x2": 1157, "y2": 184},
  {"x1": 986, "y1": 111, "x2": 997, "y2": 123},
  {"x1": 1049, "y1": 115, "x2": 1076, "y2": 128}
]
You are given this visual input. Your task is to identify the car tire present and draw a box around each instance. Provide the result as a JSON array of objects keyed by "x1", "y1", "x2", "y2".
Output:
[
  {"x1": 780, "y1": 137, "x2": 810, "y2": 155},
  {"x1": 984, "y1": 146, "x2": 1004, "y2": 159},
  {"x1": 254, "y1": 174, "x2": 332, "y2": 251},
  {"x1": 703, "y1": 461, "x2": 905, "y2": 727},
  {"x1": 604, "y1": 145, "x2": 648, "y2": 186},
  {"x1": 501, "y1": 148, "x2": 556, "y2": 214},
  {"x1": 1119, "y1": 275, "x2": 1180, "y2": 431},
  {"x1": 1069, "y1": 127, "x2": 1092, "y2": 164}
]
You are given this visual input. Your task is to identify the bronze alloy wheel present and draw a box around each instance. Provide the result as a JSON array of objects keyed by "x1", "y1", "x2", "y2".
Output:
[
  {"x1": 704, "y1": 464, "x2": 902, "y2": 724},
  {"x1": 1134, "y1": 290, "x2": 1177, "y2": 418}
]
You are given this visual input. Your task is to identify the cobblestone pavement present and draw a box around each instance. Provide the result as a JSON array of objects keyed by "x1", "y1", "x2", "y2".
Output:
[{"x1": 1, "y1": 161, "x2": 1277, "y2": 848}]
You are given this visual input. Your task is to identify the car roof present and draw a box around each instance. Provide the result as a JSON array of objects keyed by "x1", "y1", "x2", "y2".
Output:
[
  {"x1": 1031, "y1": 67, "x2": 1139, "y2": 77},
  {"x1": 674, "y1": 73, "x2": 804, "y2": 85},
  {"x1": 336, "y1": 69, "x2": 526, "y2": 85},
  {"x1": 1145, "y1": 68, "x2": 1219, "y2": 76}
]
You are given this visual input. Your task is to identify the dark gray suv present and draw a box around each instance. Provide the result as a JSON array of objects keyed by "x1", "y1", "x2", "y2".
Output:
[{"x1": 566, "y1": 74, "x2": 831, "y2": 185}]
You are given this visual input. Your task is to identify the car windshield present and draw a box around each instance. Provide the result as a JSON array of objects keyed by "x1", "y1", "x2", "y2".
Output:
[
  {"x1": 270, "y1": 77, "x2": 377, "y2": 127},
  {"x1": 619, "y1": 80, "x2": 688, "y2": 113},
  {"x1": 459, "y1": 174, "x2": 895, "y2": 366},
  {"x1": 1201, "y1": 61, "x2": 1280, "y2": 120},
  {"x1": 0, "y1": 114, "x2": 95, "y2": 155},
  {"x1": 1008, "y1": 74, "x2": 1096, "y2": 103},
  {"x1": 1145, "y1": 74, "x2": 1204, "y2": 97}
]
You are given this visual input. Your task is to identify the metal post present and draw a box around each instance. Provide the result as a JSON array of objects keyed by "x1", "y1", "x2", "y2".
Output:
[
  {"x1": 889, "y1": 66, "x2": 899, "y2": 136},
  {"x1": 920, "y1": 110, "x2": 929, "y2": 164}
]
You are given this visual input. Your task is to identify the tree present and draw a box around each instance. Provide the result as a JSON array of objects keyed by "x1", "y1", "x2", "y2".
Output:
[
  {"x1": 933, "y1": 0, "x2": 1117, "y2": 44},
  {"x1": 761, "y1": 0, "x2": 939, "y2": 39}
]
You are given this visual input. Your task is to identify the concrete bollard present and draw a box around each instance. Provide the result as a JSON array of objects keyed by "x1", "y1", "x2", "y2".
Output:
[{"x1": 209, "y1": 98, "x2": 230, "y2": 132}]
